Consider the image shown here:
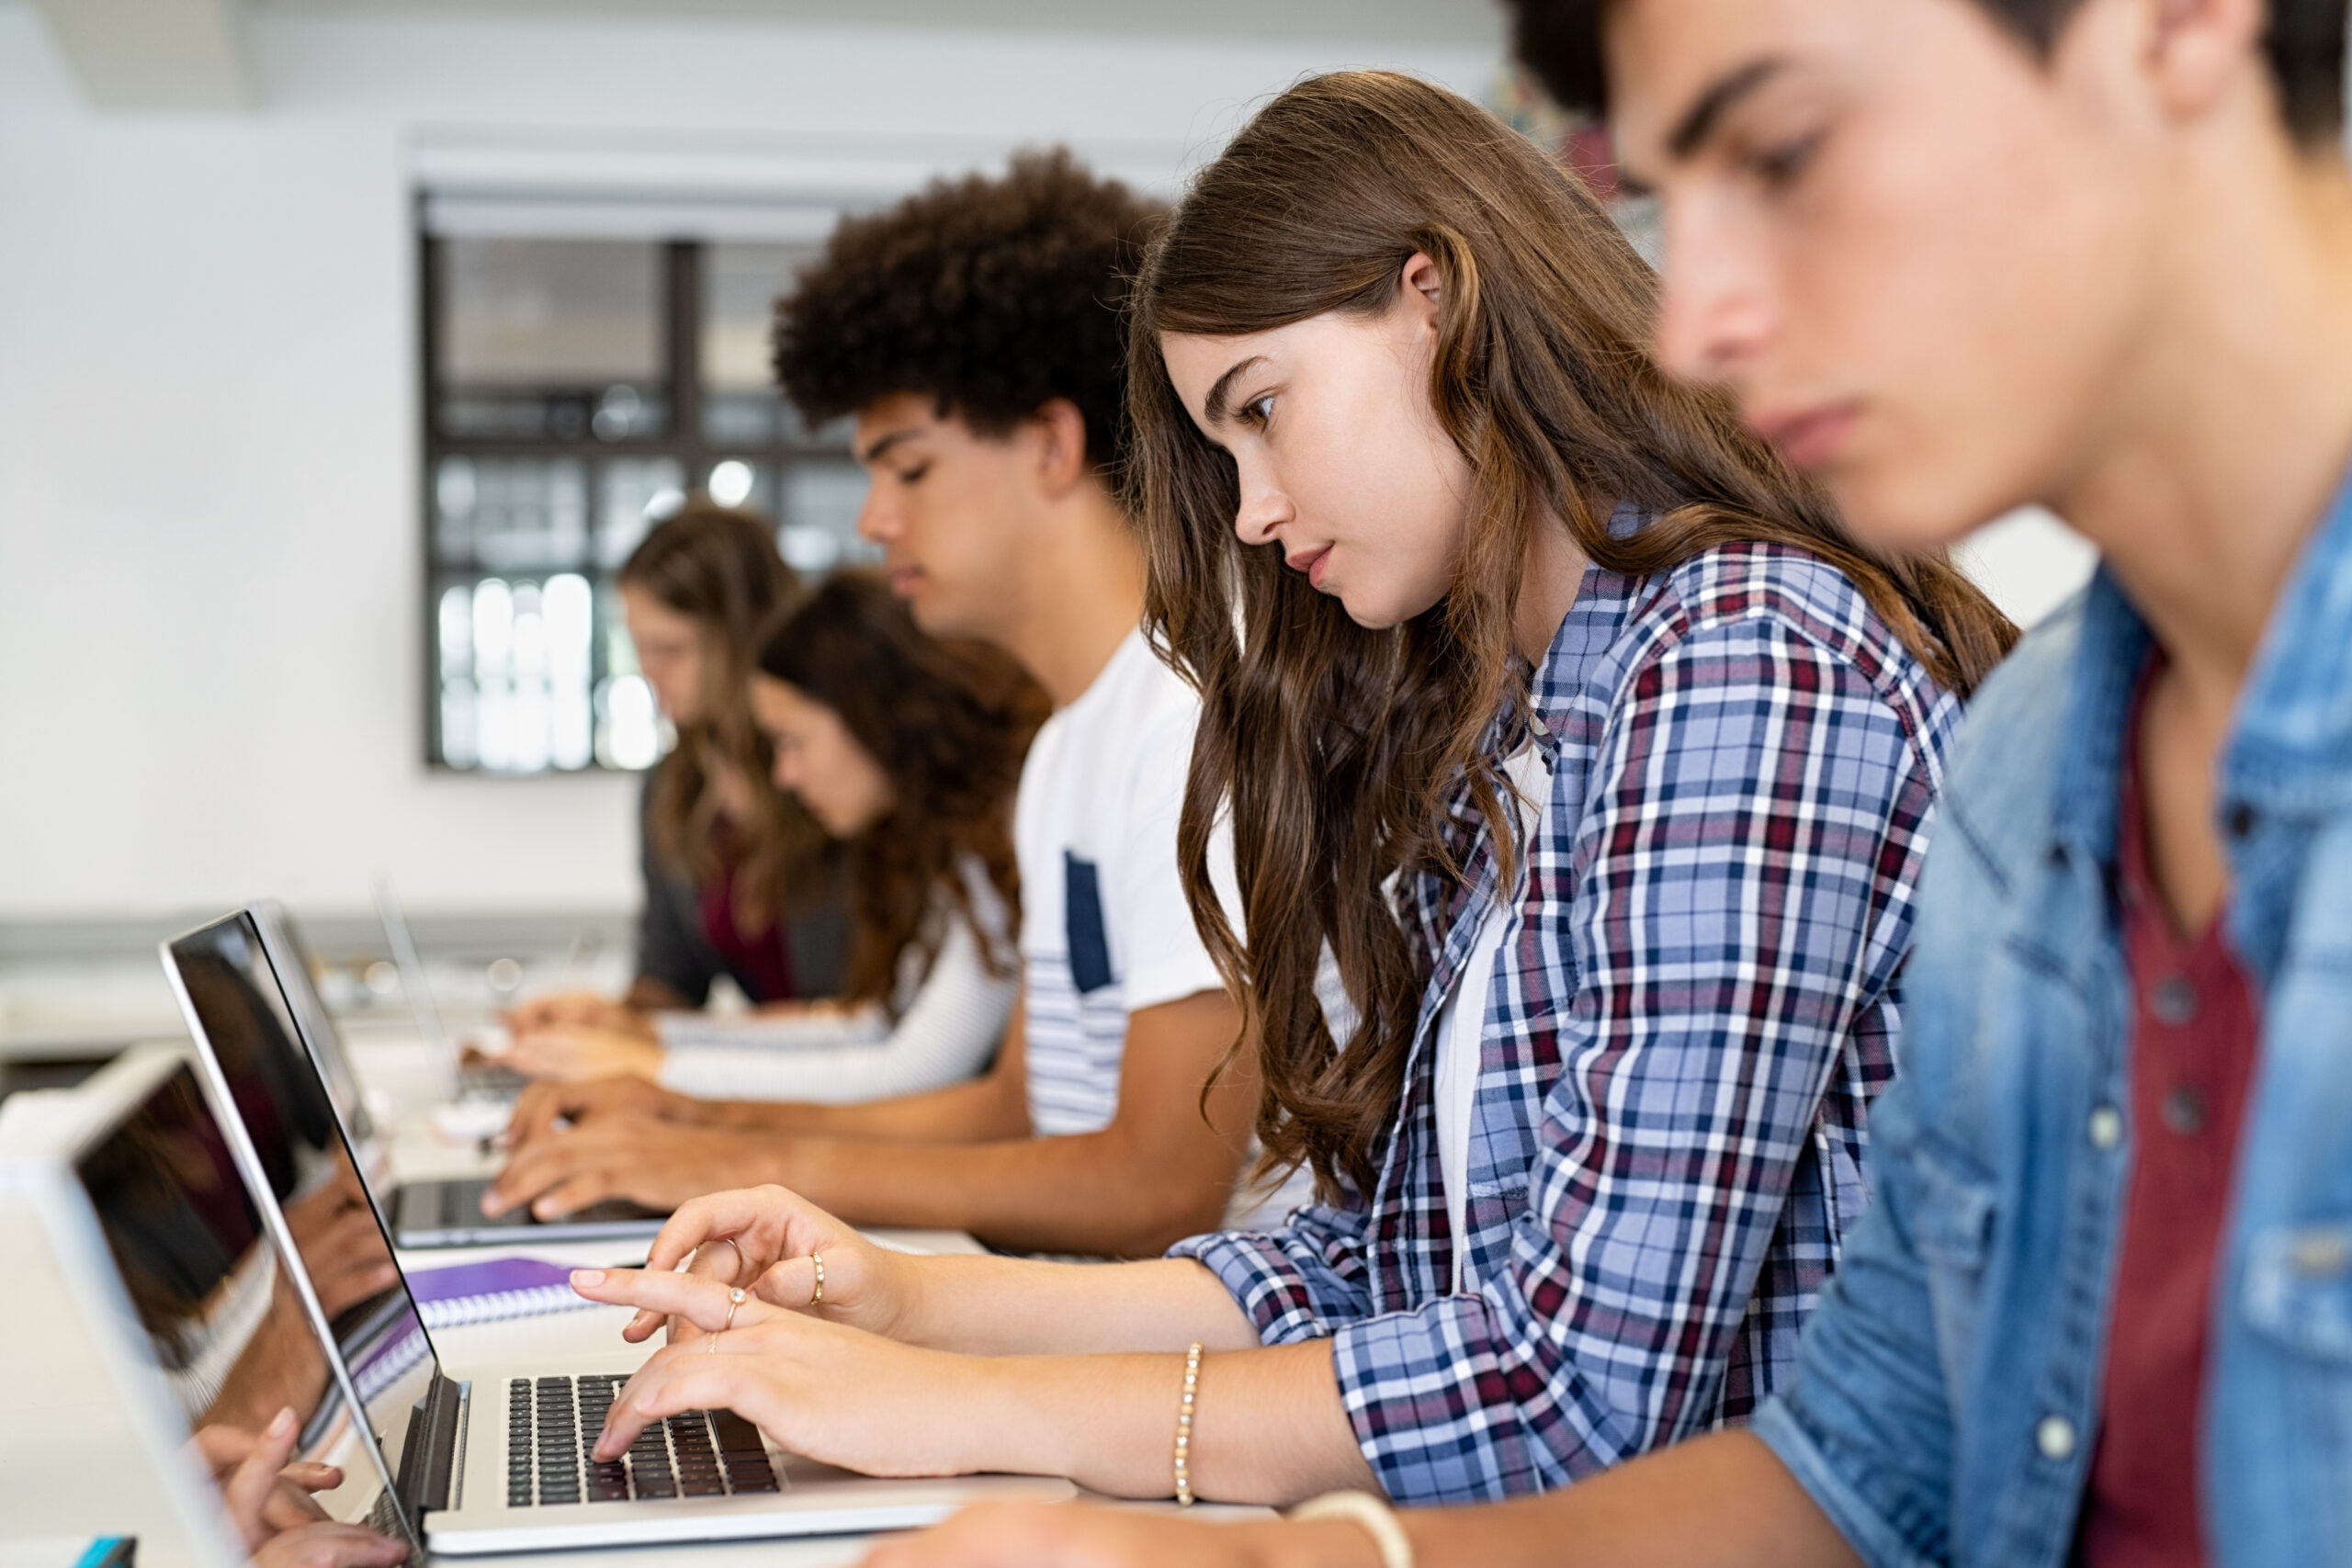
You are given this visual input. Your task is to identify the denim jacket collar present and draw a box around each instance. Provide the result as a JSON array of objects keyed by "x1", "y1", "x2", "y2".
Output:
[
  {"x1": 2047, "y1": 469, "x2": 2352, "y2": 867},
  {"x1": 2222, "y1": 472, "x2": 2352, "y2": 818}
]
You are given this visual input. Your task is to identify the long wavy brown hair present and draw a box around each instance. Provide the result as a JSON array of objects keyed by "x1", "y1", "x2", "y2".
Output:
[
  {"x1": 1129, "y1": 72, "x2": 2018, "y2": 1201},
  {"x1": 620, "y1": 502, "x2": 827, "y2": 931},
  {"x1": 757, "y1": 572, "x2": 1048, "y2": 1011}
]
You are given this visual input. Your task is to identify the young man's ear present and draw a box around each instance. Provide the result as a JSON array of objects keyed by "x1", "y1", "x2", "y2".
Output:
[
  {"x1": 2095, "y1": 0, "x2": 2269, "y2": 131},
  {"x1": 1025, "y1": 398, "x2": 1094, "y2": 497}
]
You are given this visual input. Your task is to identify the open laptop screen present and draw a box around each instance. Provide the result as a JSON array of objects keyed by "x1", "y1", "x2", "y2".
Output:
[
  {"x1": 74, "y1": 1058, "x2": 323, "y2": 1433},
  {"x1": 165, "y1": 913, "x2": 440, "y2": 1497}
]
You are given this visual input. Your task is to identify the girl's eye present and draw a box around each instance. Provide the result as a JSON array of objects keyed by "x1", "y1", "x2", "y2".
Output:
[
  {"x1": 1751, "y1": 128, "x2": 1825, "y2": 190},
  {"x1": 897, "y1": 462, "x2": 930, "y2": 484},
  {"x1": 1241, "y1": 394, "x2": 1275, "y2": 429}
]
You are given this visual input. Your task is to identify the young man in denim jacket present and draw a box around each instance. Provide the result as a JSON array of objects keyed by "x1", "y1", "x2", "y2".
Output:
[{"x1": 857, "y1": 0, "x2": 2352, "y2": 1564}]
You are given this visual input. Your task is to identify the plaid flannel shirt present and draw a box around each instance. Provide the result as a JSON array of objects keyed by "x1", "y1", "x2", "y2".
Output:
[{"x1": 1171, "y1": 540, "x2": 1966, "y2": 1504}]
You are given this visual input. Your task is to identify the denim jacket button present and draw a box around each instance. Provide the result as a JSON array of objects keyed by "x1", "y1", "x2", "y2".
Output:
[
  {"x1": 2087, "y1": 1107, "x2": 2124, "y2": 1150},
  {"x1": 2036, "y1": 1415, "x2": 2077, "y2": 1462}
]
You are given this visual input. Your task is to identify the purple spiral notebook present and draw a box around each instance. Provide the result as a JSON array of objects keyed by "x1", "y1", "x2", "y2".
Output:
[{"x1": 404, "y1": 1256, "x2": 603, "y2": 1329}]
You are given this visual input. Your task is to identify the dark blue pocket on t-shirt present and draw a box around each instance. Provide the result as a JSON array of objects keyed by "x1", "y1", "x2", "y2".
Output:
[{"x1": 1064, "y1": 852, "x2": 1115, "y2": 995}]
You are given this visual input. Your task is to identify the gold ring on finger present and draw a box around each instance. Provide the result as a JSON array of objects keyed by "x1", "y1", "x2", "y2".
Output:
[{"x1": 808, "y1": 1252, "x2": 824, "y2": 1308}]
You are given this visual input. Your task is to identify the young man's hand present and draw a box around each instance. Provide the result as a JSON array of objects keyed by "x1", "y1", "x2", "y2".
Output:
[
  {"x1": 502, "y1": 1077, "x2": 719, "y2": 1156},
  {"x1": 484, "y1": 1116, "x2": 774, "y2": 1219}
]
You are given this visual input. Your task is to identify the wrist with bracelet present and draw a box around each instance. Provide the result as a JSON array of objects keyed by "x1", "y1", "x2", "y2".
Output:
[{"x1": 1172, "y1": 1342, "x2": 1203, "y2": 1506}]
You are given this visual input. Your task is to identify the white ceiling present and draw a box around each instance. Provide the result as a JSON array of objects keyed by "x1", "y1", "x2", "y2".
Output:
[
  {"x1": 252, "y1": 0, "x2": 1506, "y2": 45},
  {"x1": 21, "y1": 0, "x2": 1505, "y2": 113}
]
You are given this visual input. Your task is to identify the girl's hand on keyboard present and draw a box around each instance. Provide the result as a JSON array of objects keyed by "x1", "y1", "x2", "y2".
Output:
[
  {"x1": 584, "y1": 1184, "x2": 915, "y2": 1343},
  {"x1": 577, "y1": 1296, "x2": 990, "y2": 1479}
]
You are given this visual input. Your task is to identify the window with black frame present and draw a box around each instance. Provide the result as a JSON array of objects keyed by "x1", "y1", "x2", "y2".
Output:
[{"x1": 421, "y1": 226, "x2": 876, "y2": 773}]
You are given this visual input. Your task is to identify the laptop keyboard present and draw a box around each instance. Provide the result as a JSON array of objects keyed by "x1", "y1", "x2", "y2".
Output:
[{"x1": 506, "y1": 1375, "x2": 780, "y2": 1506}]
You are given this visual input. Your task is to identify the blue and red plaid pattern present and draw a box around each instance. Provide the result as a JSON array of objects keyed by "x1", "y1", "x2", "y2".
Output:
[{"x1": 1171, "y1": 540, "x2": 1966, "y2": 1504}]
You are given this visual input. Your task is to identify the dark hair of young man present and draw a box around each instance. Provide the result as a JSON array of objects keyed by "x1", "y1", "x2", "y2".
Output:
[
  {"x1": 772, "y1": 148, "x2": 1164, "y2": 470},
  {"x1": 1503, "y1": 0, "x2": 2346, "y2": 142}
]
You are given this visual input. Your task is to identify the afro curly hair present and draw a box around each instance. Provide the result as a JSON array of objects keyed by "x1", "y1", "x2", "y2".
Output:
[{"x1": 773, "y1": 149, "x2": 1165, "y2": 470}]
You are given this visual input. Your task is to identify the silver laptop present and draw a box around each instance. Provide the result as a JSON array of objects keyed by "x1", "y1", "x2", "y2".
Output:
[
  {"x1": 224, "y1": 904, "x2": 663, "y2": 1247},
  {"x1": 0, "y1": 1043, "x2": 413, "y2": 1568},
  {"x1": 161, "y1": 908, "x2": 1073, "y2": 1553}
]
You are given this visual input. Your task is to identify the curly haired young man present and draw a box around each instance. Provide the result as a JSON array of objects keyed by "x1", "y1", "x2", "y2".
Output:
[{"x1": 487, "y1": 152, "x2": 1286, "y2": 1259}]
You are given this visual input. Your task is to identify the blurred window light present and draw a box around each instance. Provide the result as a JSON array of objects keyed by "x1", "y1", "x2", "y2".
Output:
[
  {"x1": 778, "y1": 523, "x2": 841, "y2": 574},
  {"x1": 437, "y1": 584, "x2": 474, "y2": 678},
  {"x1": 708, "y1": 458, "x2": 755, "y2": 508},
  {"x1": 424, "y1": 232, "x2": 857, "y2": 773},
  {"x1": 477, "y1": 677, "x2": 516, "y2": 773},
  {"x1": 601, "y1": 675, "x2": 662, "y2": 771},
  {"x1": 473, "y1": 578, "x2": 514, "y2": 676}
]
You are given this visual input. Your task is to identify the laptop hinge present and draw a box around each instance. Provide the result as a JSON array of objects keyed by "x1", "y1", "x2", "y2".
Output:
[{"x1": 394, "y1": 1372, "x2": 467, "y2": 1516}]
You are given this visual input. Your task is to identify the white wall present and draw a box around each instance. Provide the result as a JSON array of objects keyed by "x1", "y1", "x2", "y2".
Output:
[{"x1": 0, "y1": 3, "x2": 1504, "y2": 919}]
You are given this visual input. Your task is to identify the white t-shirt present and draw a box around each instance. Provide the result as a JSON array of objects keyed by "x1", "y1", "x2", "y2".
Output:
[
  {"x1": 1015, "y1": 628, "x2": 1228, "y2": 1137},
  {"x1": 1430, "y1": 749, "x2": 1547, "y2": 1292}
]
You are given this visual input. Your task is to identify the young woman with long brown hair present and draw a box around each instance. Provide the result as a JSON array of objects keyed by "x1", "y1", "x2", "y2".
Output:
[
  {"x1": 505, "y1": 502, "x2": 843, "y2": 1047},
  {"x1": 497, "y1": 571, "x2": 1047, "y2": 1103},
  {"x1": 552, "y1": 70, "x2": 2015, "y2": 1507}
]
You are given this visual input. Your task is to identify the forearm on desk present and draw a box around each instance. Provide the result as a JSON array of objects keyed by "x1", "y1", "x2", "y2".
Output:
[
  {"x1": 968, "y1": 1337, "x2": 1370, "y2": 1506},
  {"x1": 746, "y1": 1119, "x2": 1235, "y2": 1258},
  {"x1": 707, "y1": 1058, "x2": 1032, "y2": 1142},
  {"x1": 894, "y1": 1254, "x2": 1255, "y2": 1356},
  {"x1": 1394, "y1": 1432, "x2": 1858, "y2": 1568}
]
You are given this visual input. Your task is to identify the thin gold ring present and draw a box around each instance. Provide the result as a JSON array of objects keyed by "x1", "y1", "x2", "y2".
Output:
[
  {"x1": 808, "y1": 1252, "x2": 825, "y2": 1308},
  {"x1": 715, "y1": 1235, "x2": 745, "y2": 1283},
  {"x1": 709, "y1": 1285, "x2": 747, "y2": 1352}
]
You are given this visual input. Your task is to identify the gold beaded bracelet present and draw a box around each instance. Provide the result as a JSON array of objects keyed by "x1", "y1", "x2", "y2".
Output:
[{"x1": 1172, "y1": 1342, "x2": 1204, "y2": 1506}]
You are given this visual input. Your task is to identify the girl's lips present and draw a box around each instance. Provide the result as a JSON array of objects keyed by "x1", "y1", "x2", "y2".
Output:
[
  {"x1": 1290, "y1": 545, "x2": 1333, "y2": 589},
  {"x1": 1753, "y1": 404, "x2": 1860, "y2": 470}
]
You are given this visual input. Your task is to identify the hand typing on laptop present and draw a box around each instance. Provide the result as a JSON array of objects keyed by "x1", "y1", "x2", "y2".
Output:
[
  {"x1": 497, "y1": 1023, "x2": 665, "y2": 1086},
  {"x1": 566, "y1": 1261, "x2": 1000, "y2": 1484},
  {"x1": 501, "y1": 991, "x2": 655, "y2": 1039},
  {"x1": 561, "y1": 1184, "x2": 1340, "y2": 1505},
  {"x1": 483, "y1": 1101, "x2": 761, "y2": 1221}
]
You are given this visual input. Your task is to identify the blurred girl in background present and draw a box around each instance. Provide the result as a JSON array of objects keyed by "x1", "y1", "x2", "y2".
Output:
[
  {"x1": 504, "y1": 571, "x2": 1046, "y2": 1102},
  {"x1": 508, "y1": 502, "x2": 844, "y2": 1044}
]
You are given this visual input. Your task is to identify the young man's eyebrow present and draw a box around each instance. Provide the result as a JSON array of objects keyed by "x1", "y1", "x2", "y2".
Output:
[
  {"x1": 1202, "y1": 355, "x2": 1268, "y2": 425},
  {"x1": 1667, "y1": 57, "x2": 1790, "y2": 160},
  {"x1": 856, "y1": 428, "x2": 922, "y2": 465}
]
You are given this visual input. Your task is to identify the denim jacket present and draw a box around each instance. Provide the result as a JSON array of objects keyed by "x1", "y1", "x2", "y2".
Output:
[{"x1": 1755, "y1": 472, "x2": 2352, "y2": 1567}]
